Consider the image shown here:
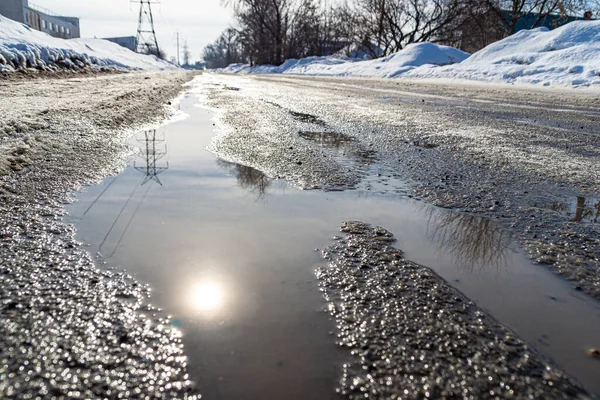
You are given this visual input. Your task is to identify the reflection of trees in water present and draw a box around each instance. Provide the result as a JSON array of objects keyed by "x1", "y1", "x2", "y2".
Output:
[
  {"x1": 217, "y1": 159, "x2": 272, "y2": 199},
  {"x1": 538, "y1": 196, "x2": 600, "y2": 223},
  {"x1": 423, "y1": 207, "x2": 512, "y2": 272},
  {"x1": 572, "y1": 196, "x2": 600, "y2": 223},
  {"x1": 548, "y1": 202, "x2": 569, "y2": 213}
]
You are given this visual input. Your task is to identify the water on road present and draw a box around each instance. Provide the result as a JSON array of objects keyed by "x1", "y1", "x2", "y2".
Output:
[{"x1": 66, "y1": 82, "x2": 600, "y2": 398}]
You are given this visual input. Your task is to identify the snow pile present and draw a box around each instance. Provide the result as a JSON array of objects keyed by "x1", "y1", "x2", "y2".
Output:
[
  {"x1": 285, "y1": 43, "x2": 468, "y2": 77},
  {"x1": 219, "y1": 56, "x2": 347, "y2": 74},
  {"x1": 218, "y1": 21, "x2": 600, "y2": 87},
  {"x1": 0, "y1": 14, "x2": 175, "y2": 72},
  {"x1": 219, "y1": 43, "x2": 469, "y2": 78},
  {"x1": 407, "y1": 20, "x2": 600, "y2": 87}
]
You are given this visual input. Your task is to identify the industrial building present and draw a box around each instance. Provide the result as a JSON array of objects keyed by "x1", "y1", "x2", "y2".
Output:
[
  {"x1": 0, "y1": 0, "x2": 80, "y2": 39},
  {"x1": 103, "y1": 37, "x2": 137, "y2": 52}
]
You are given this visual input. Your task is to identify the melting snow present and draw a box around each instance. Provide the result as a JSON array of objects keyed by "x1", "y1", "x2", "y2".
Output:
[{"x1": 0, "y1": 14, "x2": 175, "y2": 72}]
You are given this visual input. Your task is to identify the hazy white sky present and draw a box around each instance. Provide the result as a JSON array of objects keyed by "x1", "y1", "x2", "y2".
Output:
[{"x1": 32, "y1": 0, "x2": 234, "y2": 63}]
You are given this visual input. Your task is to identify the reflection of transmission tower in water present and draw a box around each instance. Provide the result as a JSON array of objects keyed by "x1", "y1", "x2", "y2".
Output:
[
  {"x1": 134, "y1": 130, "x2": 168, "y2": 185},
  {"x1": 134, "y1": 0, "x2": 160, "y2": 55}
]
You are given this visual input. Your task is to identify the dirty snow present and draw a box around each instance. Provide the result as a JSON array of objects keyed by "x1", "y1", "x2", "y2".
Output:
[
  {"x1": 317, "y1": 221, "x2": 591, "y2": 399},
  {"x1": 0, "y1": 71, "x2": 199, "y2": 398},
  {"x1": 0, "y1": 14, "x2": 175, "y2": 72}
]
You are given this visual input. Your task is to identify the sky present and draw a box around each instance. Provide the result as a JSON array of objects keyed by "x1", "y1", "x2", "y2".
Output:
[{"x1": 32, "y1": 0, "x2": 234, "y2": 63}]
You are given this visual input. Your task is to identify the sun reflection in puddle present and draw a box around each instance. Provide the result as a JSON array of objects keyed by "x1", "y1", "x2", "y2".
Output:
[{"x1": 191, "y1": 281, "x2": 225, "y2": 312}]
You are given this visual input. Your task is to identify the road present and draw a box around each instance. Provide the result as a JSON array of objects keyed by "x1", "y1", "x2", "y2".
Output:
[
  {"x1": 1, "y1": 71, "x2": 599, "y2": 398},
  {"x1": 202, "y1": 73, "x2": 600, "y2": 300},
  {"x1": 0, "y1": 71, "x2": 200, "y2": 399}
]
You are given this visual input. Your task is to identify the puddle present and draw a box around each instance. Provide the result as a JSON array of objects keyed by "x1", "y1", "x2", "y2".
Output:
[
  {"x1": 299, "y1": 130, "x2": 377, "y2": 165},
  {"x1": 261, "y1": 100, "x2": 326, "y2": 126},
  {"x1": 289, "y1": 110, "x2": 326, "y2": 125},
  {"x1": 216, "y1": 159, "x2": 275, "y2": 199},
  {"x1": 298, "y1": 130, "x2": 354, "y2": 146},
  {"x1": 422, "y1": 206, "x2": 512, "y2": 272},
  {"x1": 66, "y1": 85, "x2": 600, "y2": 398},
  {"x1": 133, "y1": 129, "x2": 169, "y2": 185},
  {"x1": 412, "y1": 137, "x2": 439, "y2": 149},
  {"x1": 536, "y1": 196, "x2": 600, "y2": 223}
]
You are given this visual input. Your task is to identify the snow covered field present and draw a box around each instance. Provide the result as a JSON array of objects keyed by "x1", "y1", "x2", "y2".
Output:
[
  {"x1": 0, "y1": 14, "x2": 174, "y2": 72},
  {"x1": 221, "y1": 20, "x2": 600, "y2": 88}
]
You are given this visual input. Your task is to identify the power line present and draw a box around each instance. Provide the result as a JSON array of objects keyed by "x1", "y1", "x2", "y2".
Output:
[
  {"x1": 80, "y1": 174, "x2": 119, "y2": 218},
  {"x1": 109, "y1": 182, "x2": 153, "y2": 258},
  {"x1": 176, "y1": 31, "x2": 180, "y2": 65},
  {"x1": 99, "y1": 176, "x2": 143, "y2": 252}
]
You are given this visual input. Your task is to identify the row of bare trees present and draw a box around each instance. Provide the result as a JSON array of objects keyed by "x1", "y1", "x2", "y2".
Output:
[{"x1": 202, "y1": 0, "x2": 599, "y2": 68}]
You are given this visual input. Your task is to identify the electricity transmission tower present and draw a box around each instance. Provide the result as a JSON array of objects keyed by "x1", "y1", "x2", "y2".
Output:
[
  {"x1": 134, "y1": 130, "x2": 168, "y2": 185},
  {"x1": 134, "y1": 0, "x2": 160, "y2": 56}
]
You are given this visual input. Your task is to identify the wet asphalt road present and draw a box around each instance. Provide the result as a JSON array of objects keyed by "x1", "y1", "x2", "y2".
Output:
[
  {"x1": 2, "y1": 72, "x2": 599, "y2": 399},
  {"x1": 0, "y1": 72, "x2": 199, "y2": 399},
  {"x1": 203, "y1": 74, "x2": 600, "y2": 300},
  {"x1": 69, "y1": 81, "x2": 599, "y2": 398}
]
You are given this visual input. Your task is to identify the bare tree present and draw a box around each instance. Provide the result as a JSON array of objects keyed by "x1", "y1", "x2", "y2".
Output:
[
  {"x1": 224, "y1": 0, "x2": 324, "y2": 65},
  {"x1": 337, "y1": 0, "x2": 465, "y2": 57},
  {"x1": 202, "y1": 27, "x2": 245, "y2": 68},
  {"x1": 482, "y1": 0, "x2": 587, "y2": 34},
  {"x1": 208, "y1": 0, "x2": 600, "y2": 66},
  {"x1": 442, "y1": 0, "x2": 600, "y2": 52}
]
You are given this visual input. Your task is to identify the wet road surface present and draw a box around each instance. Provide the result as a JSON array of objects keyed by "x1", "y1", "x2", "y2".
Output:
[
  {"x1": 200, "y1": 74, "x2": 600, "y2": 302},
  {"x1": 66, "y1": 81, "x2": 600, "y2": 398}
]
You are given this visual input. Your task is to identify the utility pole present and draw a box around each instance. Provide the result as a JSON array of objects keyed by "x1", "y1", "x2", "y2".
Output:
[
  {"x1": 176, "y1": 31, "x2": 180, "y2": 65},
  {"x1": 133, "y1": 0, "x2": 160, "y2": 57},
  {"x1": 183, "y1": 40, "x2": 191, "y2": 66}
]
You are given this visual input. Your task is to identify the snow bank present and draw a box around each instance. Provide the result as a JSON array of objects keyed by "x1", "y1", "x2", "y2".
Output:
[
  {"x1": 0, "y1": 14, "x2": 175, "y2": 72},
  {"x1": 407, "y1": 20, "x2": 600, "y2": 87},
  {"x1": 219, "y1": 56, "x2": 347, "y2": 74},
  {"x1": 219, "y1": 21, "x2": 600, "y2": 88},
  {"x1": 219, "y1": 43, "x2": 469, "y2": 78}
]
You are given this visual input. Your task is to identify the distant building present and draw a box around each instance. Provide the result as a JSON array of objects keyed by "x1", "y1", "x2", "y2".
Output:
[
  {"x1": 453, "y1": 10, "x2": 592, "y2": 54},
  {"x1": 0, "y1": 0, "x2": 80, "y2": 39},
  {"x1": 104, "y1": 36, "x2": 137, "y2": 52},
  {"x1": 506, "y1": 11, "x2": 584, "y2": 32}
]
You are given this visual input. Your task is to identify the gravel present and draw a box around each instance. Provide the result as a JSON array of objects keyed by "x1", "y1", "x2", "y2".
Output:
[{"x1": 317, "y1": 221, "x2": 591, "y2": 399}]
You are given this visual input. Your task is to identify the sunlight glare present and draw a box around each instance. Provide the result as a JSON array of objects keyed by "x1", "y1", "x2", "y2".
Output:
[{"x1": 192, "y1": 281, "x2": 224, "y2": 312}]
